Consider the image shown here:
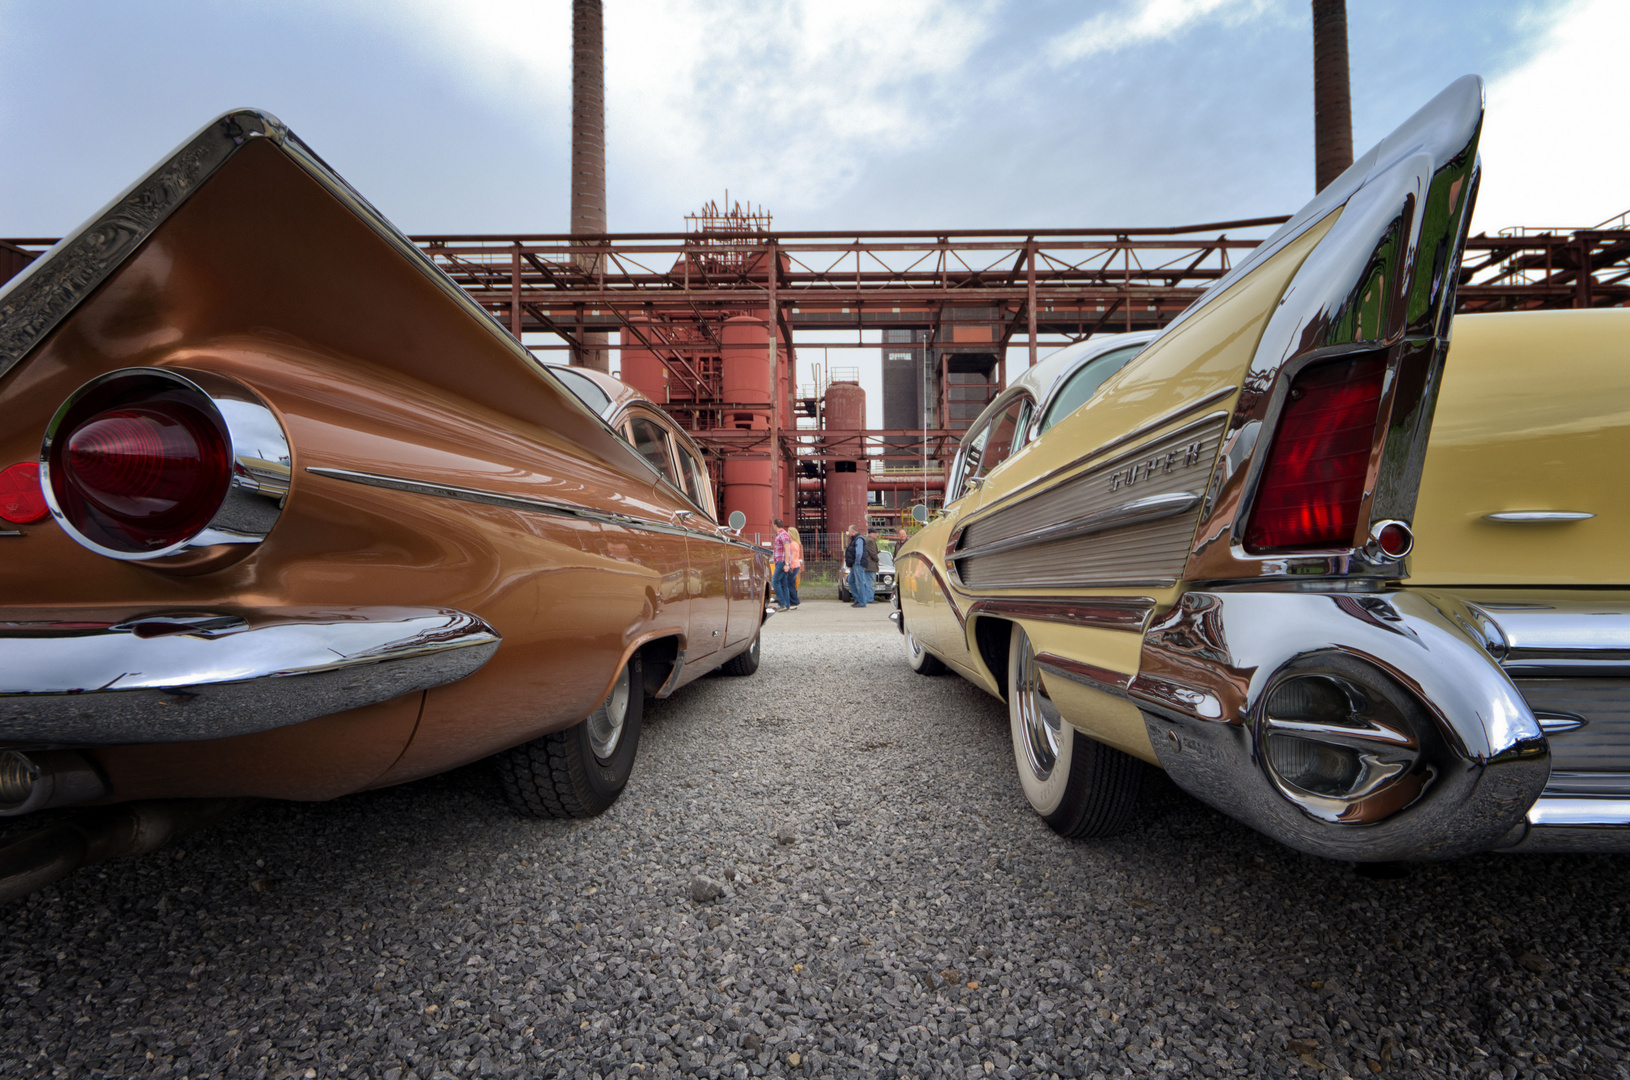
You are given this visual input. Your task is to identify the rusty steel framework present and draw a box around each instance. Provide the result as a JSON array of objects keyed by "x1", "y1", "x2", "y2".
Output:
[{"x1": 4, "y1": 217, "x2": 1627, "y2": 524}]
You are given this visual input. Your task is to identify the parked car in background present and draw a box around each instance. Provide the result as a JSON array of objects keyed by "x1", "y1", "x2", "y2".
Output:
[
  {"x1": 896, "y1": 77, "x2": 1629, "y2": 862},
  {"x1": 0, "y1": 109, "x2": 771, "y2": 897},
  {"x1": 874, "y1": 549, "x2": 897, "y2": 600}
]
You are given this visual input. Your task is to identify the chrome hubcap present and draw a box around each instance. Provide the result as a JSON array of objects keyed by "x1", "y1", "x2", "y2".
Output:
[
  {"x1": 587, "y1": 664, "x2": 632, "y2": 761},
  {"x1": 1015, "y1": 633, "x2": 1062, "y2": 782}
]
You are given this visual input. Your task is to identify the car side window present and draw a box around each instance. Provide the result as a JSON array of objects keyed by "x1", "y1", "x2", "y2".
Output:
[
  {"x1": 950, "y1": 422, "x2": 992, "y2": 500},
  {"x1": 625, "y1": 415, "x2": 680, "y2": 487},
  {"x1": 968, "y1": 398, "x2": 1030, "y2": 481},
  {"x1": 677, "y1": 447, "x2": 716, "y2": 520},
  {"x1": 1038, "y1": 344, "x2": 1145, "y2": 436}
]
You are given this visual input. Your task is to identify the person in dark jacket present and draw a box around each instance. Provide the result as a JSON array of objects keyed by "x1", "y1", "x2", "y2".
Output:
[{"x1": 847, "y1": 526, "x2": 871, "y2": 607}]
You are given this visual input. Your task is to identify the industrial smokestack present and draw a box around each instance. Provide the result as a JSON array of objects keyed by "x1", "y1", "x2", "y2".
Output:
[
  {"x1": 1311, "y1": 0, "x2": 1353, "y2": 193},
  {"x1": 571, "y1": 0, "x2": 609, "y2": 371}
]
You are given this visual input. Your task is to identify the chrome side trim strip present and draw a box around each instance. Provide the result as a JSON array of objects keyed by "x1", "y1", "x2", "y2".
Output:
[
  {"x1": 1484, "y1": 511, "x2": 1595, "y2": 523},
  {"x1": 965, "y1": 598, "x2": 1154, "y2": 634},
  {"x1": 954, "y1": 493, "x2": 1198, "y2": 563},
  {"x1": 1035, "y1": 653, "x2": 1132, "y2": 694},
  {"x1": 1527, "y1": 797, "x2": 1630, "y2": 829},
  {"x1": 0, "y1": 607, "x2": 500, "y2": 745},
  {"x1": 307, "y1": 466, "x2": 705, "y2": 542}
]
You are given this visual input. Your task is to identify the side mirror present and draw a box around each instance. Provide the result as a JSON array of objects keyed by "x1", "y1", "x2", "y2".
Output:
[
  {"x1": 727, "y1": 510, "x2": 747, "y2": 534},
  {"x1": 911, "y1": 504, "x2": 929, "y2": 525}
]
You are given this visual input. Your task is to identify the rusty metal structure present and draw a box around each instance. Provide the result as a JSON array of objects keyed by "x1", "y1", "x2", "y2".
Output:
[
  {"x1": 570, "y1": 0, "x2": 609, "y2": 372},
  {"x1": 5, "y1": 216, "x2": 1627, "y2": 538},
  {"x1": 1312, "y1": 0, "x2": 1354, "y2": 193}
]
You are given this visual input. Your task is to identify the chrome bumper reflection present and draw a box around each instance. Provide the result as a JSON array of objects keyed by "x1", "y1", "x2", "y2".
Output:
[
  {"x1": 1132, "y1": 589, "x2": 1551, "y2": 862},
  {"x1": 0, "y1": 607, "x2": 500, "y2": 745}
]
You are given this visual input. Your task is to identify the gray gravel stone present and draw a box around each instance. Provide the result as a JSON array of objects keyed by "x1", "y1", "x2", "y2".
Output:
[
  {"x1": 2, "y1": 611, "x2": 1629, "y2": 1080},
  {"x1": 691, "y1": 874, "x2": 725, "y2": 903}
]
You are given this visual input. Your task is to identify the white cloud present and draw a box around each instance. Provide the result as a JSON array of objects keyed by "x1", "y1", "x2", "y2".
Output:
[
  {"x1": 1047, "y1": 0, "x2": 1272, "y2": 64},
  {"x1": 1474, "y1": 0, "x2": 1630, "y2": 231},
  {"x1": 375, "y1": 0, "x2": 998, "y2": 224}
]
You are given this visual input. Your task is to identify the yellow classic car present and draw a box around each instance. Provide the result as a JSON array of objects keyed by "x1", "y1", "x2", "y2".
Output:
[{"x1": 895, "y1": 76, "x2": 1630, "y2": 861}]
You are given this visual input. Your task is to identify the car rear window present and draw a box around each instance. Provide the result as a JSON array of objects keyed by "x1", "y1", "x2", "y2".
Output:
[
  {"x1": 1039, "y1": 344, "x2": 1145, "y2": 435},
  {"x1": 549, "y1": 366, "x2": 613, "y2": 415}
]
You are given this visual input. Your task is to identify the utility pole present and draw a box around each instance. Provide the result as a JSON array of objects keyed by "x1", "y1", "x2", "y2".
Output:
[
  {"x1": 1312, "y1": 0, "x2": 1353, "y2": 193},
  {"x1": 571, "y1": 0, "x2": 609, "y2": 371}
]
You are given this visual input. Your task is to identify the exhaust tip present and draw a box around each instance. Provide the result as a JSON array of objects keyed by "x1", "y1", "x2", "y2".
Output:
[{"x1": 0, "y1": 751, "x2": 108, "y2": 817}]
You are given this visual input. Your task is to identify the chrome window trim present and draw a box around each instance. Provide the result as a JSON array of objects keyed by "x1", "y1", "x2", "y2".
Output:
[{"x1": 40, "y1": 367, "x2": 292, "y2": 562}]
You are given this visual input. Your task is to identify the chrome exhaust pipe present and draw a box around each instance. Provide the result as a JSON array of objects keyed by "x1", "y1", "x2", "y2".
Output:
[
  {"x1": 0, "y1": 750, "x2": 108, "y2": 816},
  {"x1": 0, "y1": 798, "x2": 247, "y2": 905}
]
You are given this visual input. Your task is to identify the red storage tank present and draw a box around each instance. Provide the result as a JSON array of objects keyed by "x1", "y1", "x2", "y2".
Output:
[
  {"x1": 721, "y1": 316, "x2": 770, "y2": 430},
  {"x1": 824, "y1": 380, "x2": 868, "y2": 541},
  {"x1": 723, "y1": 455, "x2": 774, "y2": 544},
  {"x1": 618, "y1": 318, "x2": 668, "y2": 403}
]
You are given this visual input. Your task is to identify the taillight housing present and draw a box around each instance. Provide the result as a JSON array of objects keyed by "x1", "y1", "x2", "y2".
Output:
[
  {"x1": 1244, "y1": 355, "x2": 1386, "y2": 552},
  {"x1": 41, "y1": 368, "x2": 291, "y2": 563},
  {"x1": 0, "y1": 462, "x2": 49, "y2": 524}
]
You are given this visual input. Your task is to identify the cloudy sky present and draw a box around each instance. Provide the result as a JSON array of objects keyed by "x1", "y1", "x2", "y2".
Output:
[
  {"x1": 1, "y1": 0, "x2": 1623, "y2": 239},
  {"x1": 0, "y1": 0, "x2": 1622, "y2": 416}
]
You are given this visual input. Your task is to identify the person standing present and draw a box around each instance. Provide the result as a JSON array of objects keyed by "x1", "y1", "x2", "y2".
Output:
[
  {"x1": 861, "y1": 526, "x2": 881, "y2": 608},
  {"x1": 848, "y1": 524, "x2": 871, "y2": 608},
  {"x1": 785, "y1": 526, "x2": 804, "y2": 610},
  {"x1": 770, "y1": 518, "x2": 790, "y2": 610},
  {"x1": 841, "y1": 524, "x2": 859, "y2": 604}
]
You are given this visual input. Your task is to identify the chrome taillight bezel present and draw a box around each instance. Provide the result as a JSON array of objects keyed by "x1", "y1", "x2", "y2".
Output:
[{"x1": 41, "y1": 366, "x2": 291, "y2": 563}]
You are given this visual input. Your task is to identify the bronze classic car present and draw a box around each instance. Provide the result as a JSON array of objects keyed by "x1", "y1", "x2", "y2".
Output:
[
  {"x1": 897, "y1": 77, "x2": 1630, "y2": 861},
  {"x1": 0, "y1": 109, "x2": 771, "y2": 890}
]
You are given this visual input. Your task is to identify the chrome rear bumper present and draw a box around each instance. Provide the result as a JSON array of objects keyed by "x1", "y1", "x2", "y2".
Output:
[{"x1": 0, "y1": 607, "x2": 500, "y2": 745}]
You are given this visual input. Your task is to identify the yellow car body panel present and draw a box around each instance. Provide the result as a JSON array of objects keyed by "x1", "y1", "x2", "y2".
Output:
[{"x1": 1411, "y1": 308, "x2": 1630, "y2": 586}]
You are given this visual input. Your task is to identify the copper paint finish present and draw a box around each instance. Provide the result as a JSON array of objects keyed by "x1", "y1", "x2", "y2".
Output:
[{"x1": 0, "y1": 139, "x2": 769, "y2": 803}]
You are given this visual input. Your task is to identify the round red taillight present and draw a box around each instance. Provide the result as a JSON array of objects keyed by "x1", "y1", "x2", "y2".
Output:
[
  {"x1": 45, "y1": 373, "x2": 234, "y2": 556},
  {"x1": 1374, "y1": 521, "x2": 1414, "y2": 559},
  {"x1": 0, "y1": 462, "x2": 49, "y2": 524}
]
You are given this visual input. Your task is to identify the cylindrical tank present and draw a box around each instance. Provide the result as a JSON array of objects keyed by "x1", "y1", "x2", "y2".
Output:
[
  {"x1": 721, "y1": 316, "x2": 770, "y2": 430},
  {"x1": 618, "y1": 318, "x2": 668, "y2": 403},
  {"x1": 823, "y1": 380, "x2": 868, "y2": 541},
  {"x1": 722, "y1": 455, "x2": 774, "y2": 544}
]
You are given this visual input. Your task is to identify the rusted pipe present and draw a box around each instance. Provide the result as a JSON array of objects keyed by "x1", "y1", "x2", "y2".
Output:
[{"x1": 571, "y1": 0, "x2": 610, "y2": 371}]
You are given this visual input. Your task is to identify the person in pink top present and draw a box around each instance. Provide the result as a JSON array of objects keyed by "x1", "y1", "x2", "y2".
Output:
[
  {"x1": 770, "y1": 518, "x2": 791, "y2": 610},
  {"x1": 784, "y1": 527, "x2": 804, "y2": 610}
]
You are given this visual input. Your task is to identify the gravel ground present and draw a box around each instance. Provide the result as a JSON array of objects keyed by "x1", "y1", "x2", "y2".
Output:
[{"x1": 4, "y1": 600, "x2": 1630, "y2": 1080}]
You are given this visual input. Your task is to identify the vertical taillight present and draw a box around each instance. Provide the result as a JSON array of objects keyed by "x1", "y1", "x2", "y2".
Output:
[{"x1": 1244, "y1": 355, "x2": 1386, "y2": 552}]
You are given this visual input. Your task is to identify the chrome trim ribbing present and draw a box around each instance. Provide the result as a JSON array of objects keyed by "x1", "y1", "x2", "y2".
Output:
[
  {"x1": 0, "y1": 607, "x2": 500, "y2": 744},
  {"x1": 952, "y1": 415, "x2": 1225, "y2": 590},
  {"x1": 41, "y1": 367, "x2": 292, "y2": 562}
]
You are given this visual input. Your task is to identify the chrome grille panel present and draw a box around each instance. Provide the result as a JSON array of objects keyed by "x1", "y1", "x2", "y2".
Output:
[
  {"x1": 1516, "y1": 677, "x2": 1630, "y2": 789},
  {"x1": 954, "y1": 417, "x2": 1224, "y2": 589}
]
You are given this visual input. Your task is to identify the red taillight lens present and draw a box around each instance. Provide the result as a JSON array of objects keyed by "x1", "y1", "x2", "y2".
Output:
[
  {"x1": 0, "y1": 462, "x2": 49, "y2": 524},
  {"x1": 48, "y1": 387, "x2": 232, "y2": 554},
  {"x1": 1244, "y1": 355, "x2": 1386, "y2": 552}
]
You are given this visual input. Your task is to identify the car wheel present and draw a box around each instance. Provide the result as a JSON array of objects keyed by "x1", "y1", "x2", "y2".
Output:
[
  {"x1": 497, "y1": 653, "x2": 644, "y2": 818},
  {"x1": 905, "y1": 624, "x2": 948, "y2": 676},
  {"x1": 1008, "y1": 626, "x2": 1142, "y2": 838},
  {"x1": 719, "y1": 630, "x2": 761, "y2": 676}
]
